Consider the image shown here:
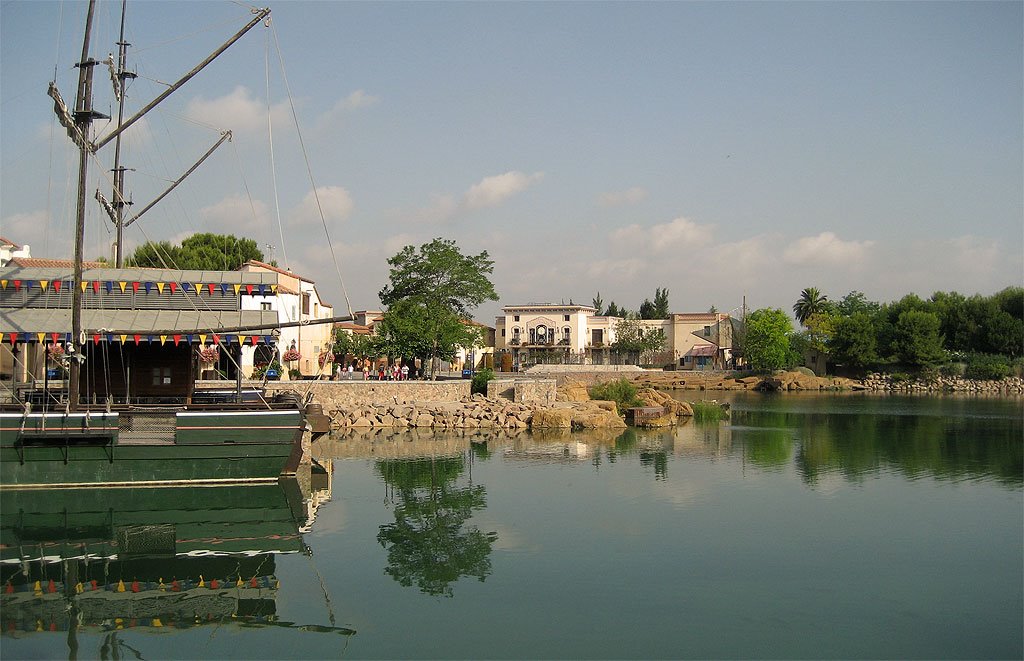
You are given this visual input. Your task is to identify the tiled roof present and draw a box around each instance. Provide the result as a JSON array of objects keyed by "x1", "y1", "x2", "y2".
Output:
[
  {"x1": 685, "y1": 344, "x2": 718, "y2": 357},
  {"x1": 0, "y1": 236, "x2": 21, "y2": 249},
  {"x1": 9, "y1": 257, "x2": 106, "y2": 269},
  {"x1": 241, "y1": 260, "x2": 317, "y2": 284}
]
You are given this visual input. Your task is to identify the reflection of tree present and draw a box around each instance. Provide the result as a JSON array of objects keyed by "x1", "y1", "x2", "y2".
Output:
[{"x1": 375, "y1": 456, "x2": 497, "y2": 597}]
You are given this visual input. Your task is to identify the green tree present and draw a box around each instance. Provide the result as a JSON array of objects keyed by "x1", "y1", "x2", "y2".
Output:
[
  {"x1": 829, "y1": 312, "x2": 879, "y2": 368},
  {"x1": 892, "y1": 310, "x2": 946, "y2": 366},
  {"x1": 592, "y1": 292, "x2": 604, "y2": 315},
  {"x1": 793, "y1": 287, "x2": 829, "y2": 326},
  {"x1": 653, "y1": 287, "x2": 670, "y2": 318},
  {"x1": 835, "y1": 291, "x2": 880, "y2": 317},
  {"x1": 377, "y1": 238, "x2": 497, "y2": 379},
  {"x1": 604, "y1": 301, "x2": 623, "y2": 318},
  {"x1": 745, "y1": 308, "x2": 793, "y2": 372},
  {"x1": 127, "y1": 233, "x2": 263, "y2": 270},
  {"x1": 612, "y1": 318, "x2": 666, "y2": 365}
]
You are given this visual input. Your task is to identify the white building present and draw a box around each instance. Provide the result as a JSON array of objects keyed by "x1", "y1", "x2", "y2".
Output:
[{"x1": 238, "y1": 261, "x2": 334, "y2": 378}]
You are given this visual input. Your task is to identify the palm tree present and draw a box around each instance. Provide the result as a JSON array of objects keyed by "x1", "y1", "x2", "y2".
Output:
[{"x1": 793, "y1": 287, "x2": 828, "y2": 326}]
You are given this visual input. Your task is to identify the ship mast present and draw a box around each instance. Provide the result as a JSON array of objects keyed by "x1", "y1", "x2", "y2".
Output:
[
  {"x1": 68, "y1": 0, "x2": 108, "y2": 410},
  {"x1": 110, "y1": 0, "x2": 136, "y2": 268}
]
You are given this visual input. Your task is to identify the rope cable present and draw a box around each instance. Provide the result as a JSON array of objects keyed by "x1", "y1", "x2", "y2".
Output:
[{"x1": 265, "y1": 26, "x2": 289, "y2": 271}]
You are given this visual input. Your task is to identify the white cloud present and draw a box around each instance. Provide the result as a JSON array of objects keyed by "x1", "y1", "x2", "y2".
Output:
[
  {"x1": 598, "y1": 187, "x2": 647, "y2": 208},
  {"x1": 463, "y1": 171, "x2": 544, "y2": 210},
  {"x1": 199, "y1": 194, "x2": 271, "y2": 233},
  {"x1": 289, "y1": 186, "x2": 354, "y2": 226},
  {"x1": 1, "y1": 210, "x2": 49, "y2": 241},
  {"x1": 610, "y1": 216, "x2": 714, "y2": 253},
  {"x1": 184, "y1": 86, "x2": 289, "y2": 133},
  {"x1": 335, "y1": 89, "x2": 377, "y2": 111},
  {"x1": 782, "y1": 231, "x2": 874, "y2": 266}
]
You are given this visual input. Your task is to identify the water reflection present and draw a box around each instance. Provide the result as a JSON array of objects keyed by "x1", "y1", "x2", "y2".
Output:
[
  {"x1": 1, "y1": 472, "x2": 351, "y2": 659},
  {"x1": 375, "y1": 455, "x2": 497, "y2": 598}
]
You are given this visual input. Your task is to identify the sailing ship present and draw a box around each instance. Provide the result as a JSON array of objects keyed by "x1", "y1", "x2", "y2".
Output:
[{"x1": 0, "y1": 2, "x2": 332, "y2": 488}]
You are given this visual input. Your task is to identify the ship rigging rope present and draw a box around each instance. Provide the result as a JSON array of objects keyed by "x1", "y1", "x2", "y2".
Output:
[
  {"x1": 265, "y1": 24, "x2": 289, "y2": 273},
  {"x1": 269, "y1": 21, "x2": 354, "y2": 320}
]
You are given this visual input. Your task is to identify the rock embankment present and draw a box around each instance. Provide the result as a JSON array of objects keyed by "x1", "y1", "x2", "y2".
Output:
[
  {"x1": 328, "y1": 393, "x2": 627, "y2": 430},
  {"x1": 628, "y1": 371, "x2": 859, "y2": 392},
  {"x1": 861, "y1": 374, "x2": 1024, "y2": 394}
]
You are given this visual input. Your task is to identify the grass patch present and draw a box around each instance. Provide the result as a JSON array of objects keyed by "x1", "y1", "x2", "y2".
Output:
[
  {"x1": 691, "y1": 400, "x2": 729, "y2": 423},
  {"x1": 588, "y1": 379, "x2": 644, "y2": 412}
]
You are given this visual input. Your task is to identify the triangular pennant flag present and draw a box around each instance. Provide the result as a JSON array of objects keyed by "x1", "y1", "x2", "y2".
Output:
[
  {"x1": 207, "y1": 283, "x2": 216, "y2": 295},
  {"x1": 13, "y1": 280, "x2": 21, "y2": 291},
  {"x1": 169, "y1": 282, "x2": 178, "y2": 294},
  {"x1": 251, "y1": 335, "x2": 259, "y2": 346},
  {"x1": 134, "y1": 334, "x2": 142, "y2": 344},
  {"x1": 271, "y1": 284, "x2": 279, "y2": 294},
  {"x1": 21, "y1": 332, "x2": 30, "y2": 343},
  {"x1": 173, "y1": 334, "x2": 181, "y2": 346},
  {"x1": 39, "y1": 280, "x2": 49, "y2": 292},
  {"x1": 0, "y1": 280, "x2": 7, "y2": 290},
  {"x1": 182, "y1": 282, "x2": 191, "y2": 293},
  {"x1": 233, "y1": 284, "x2": 241, "y2": 296},
  {"x1": 160, "y1": 335, "x2": 167, "y2": 346},
  {"x1": 195, "y1": 283, "x2": 203, "y2": 296},
  {"x1": 118, "y1": 281, "x2": 127, "y2": 293},
  {"x1": 8, "y1": 333, "x2": 17, "y2": 344},
  {"x1": 81, "y1": 281, "x2": 88, "y2": 292},
  {"x1": 120, "y1": 335, "x2": 128, "y2": 344},
  {"x1": 212, "y1": 334, "x2": 220, "y2": 345},
  {"x1": 132, "y1": 281, "x2": 140, "y2": 293},
  {"x1": 51, "y1": 333, "x2": 60, "y2": 343},
  {"x1": 93, "y1": 334, "x2": 101, "y2": 345},
  {"x1": 53, "y1": 280, "x2": 62, "y2": 292},
  {"x1": 186, "y1": 334, "x2": 194, "y2": 344},
  {"x1": 92, "y1": 281, "x2": 100, "y2": 294},
  {"x1": 156, "y1": 282, "x2": 165, "y2": 294},
  {"x1": 220, "y1": 283, "x2": 229, "y2": 295},
  {"x1": 104, "y1": 281, "x2": 113, "y2": 294},
  {"x1": 199, "y1": 334, "x2": 207, "y2": 345},
  {"x1": 37, "y1": 333, "x2": 45, "y2": 343},
  {"x1": 258, "y1": 284, "x2": 267, "y2": 296},
  {"x1": 106, "y1": 334, "x2": 114, "y2": 343},
  {"x1": 245, "y1": 284, "x2": 254, "y2": 295},
  {"x1": 145, "y1": 282, "x2": 153, "y2": 294},
  {"x1": 237, "y1": 335, "x2": 246, "y2": 345}
]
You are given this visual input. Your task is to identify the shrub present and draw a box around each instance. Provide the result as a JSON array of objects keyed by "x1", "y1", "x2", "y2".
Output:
[
  {"x1": 964, "y1": 353, "x2": 1012, "y2": 380},
  {"x1": 471, "y1": 368, "x2": 496, "y2": 395},
  {"x1": 588, "y1": 379, "x2": 643, "y2": 412},
  {"x1": 691, "y1": 400, "x2": 729, "y2": 423}
]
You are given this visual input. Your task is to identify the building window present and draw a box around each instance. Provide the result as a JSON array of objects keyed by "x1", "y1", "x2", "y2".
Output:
[
  {"x1": 564, "y1": 315, "x2": 570, "y2": 322},
  {"x1": 514, "y1": 315, "x2": 520, "y2": 322},
  {"x1": 501, "y1": 329, "x2": 506, "y2": 337},
  {"x1": 704, "y1": 326, "x2": 711, "y2": 336},
  {"x1": 261, "y1": 302, "x2": 272, "y2": 311},
  {"x1": 563, "y1": 327, "x2": 570, "y2": 339},
  {"x1": 151, "y1": 367, "x2": 171, "y2": 386},
  {"x1": 302, "y1": 293, "x2": 311, "y2": 315}
]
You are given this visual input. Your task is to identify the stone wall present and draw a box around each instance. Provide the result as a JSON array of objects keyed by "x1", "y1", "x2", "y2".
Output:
[
  {"x1": 265, "y1": 380, "x2": 471, "y2": 408},
  {"x1": 487, "y1": 378, "x2": 556, "y2": 403}
]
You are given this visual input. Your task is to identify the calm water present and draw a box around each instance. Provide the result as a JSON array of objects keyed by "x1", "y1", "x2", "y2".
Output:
[{"x1": 3, "y1": 393, "x2": 1021, "y2": 659}]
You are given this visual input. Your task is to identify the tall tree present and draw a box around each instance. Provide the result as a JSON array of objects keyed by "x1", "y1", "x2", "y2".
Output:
[
  {"x1": 378, "y1": 238, "x2": 497, "y2": 378},
  {"x1": 126, "y1": 233, "x2": 263, "y2": 270},
  {"x1": 829, "y1": 312, "x2": 878, "y2": 368},
  {"x1": 592, "y1": 293, "x2": 604, "y2": 316},
  {"x1": 745, "y1": 308, "x2": 793, "y2": 372},
  {"x1": 793, "y1": 287, "x2": 829, "y2": 326},
  {"x1": 892, "y1": 310, "x2": 946, "y2": 366},
  {"x1": 611, "y1": 318, "x2": 666, "y2": 365},
  {"x1": 653, "y1": 287, "x2": 670, "y2": 318}
]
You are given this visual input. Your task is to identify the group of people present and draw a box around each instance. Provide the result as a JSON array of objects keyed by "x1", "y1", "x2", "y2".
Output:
[{"x1": 334, "y1": 361, "x2": 412, "y2": 381}]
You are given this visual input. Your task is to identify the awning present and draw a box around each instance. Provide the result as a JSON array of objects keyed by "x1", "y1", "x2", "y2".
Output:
[{"x1": 685, "y1": 344, "x2": 717, "y2": 357}]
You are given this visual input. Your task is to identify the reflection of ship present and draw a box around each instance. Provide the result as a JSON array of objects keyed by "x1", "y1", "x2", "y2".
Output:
[{"x1": 0, "y1": 478, "x2": 352, "y2": 649}]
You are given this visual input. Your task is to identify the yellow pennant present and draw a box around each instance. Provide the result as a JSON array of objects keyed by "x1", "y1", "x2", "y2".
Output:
[
  {"x1": 156, "y1": 282, "x2": 165, "y2": 294},
  {"x1": 271, "y1": 284, "x2": 279, "y2": 294},
  {"x1": 160, "y1": 335, "x2": 167, "y2": 346},
  {"x1": 120, "y1": 334, "x2": 128, "y2": 344},
  {"x1": 80, "y1": 281, "x2": 88, "y2": 292},
  {"x1": 0, "y1": 280, "x2": 7, "y2": 289},
  {"x1": 195, "y1": 282, "x2": 203, "y2": 295},
  {"x1": 199, "y1": 334, "x2": 207, "y2": 345},
  {"x1": 238, "y1": 335, "x2": 246, "y2": 345},
  {"x1": 37, "y1": 333, "x2": 45, "y2": 343},
  {"x1": 39, "y1": 280, "x2": 49, "y2": 291},
  {"x1": 118, "y1": 281, "x2": 127, "y2": 293},
  {"x1": 233, "y1": 284, "x2": 242, "y2": 295},
  {"x1": 152, "y1": 618, "x2": 163, "y2": 628}
]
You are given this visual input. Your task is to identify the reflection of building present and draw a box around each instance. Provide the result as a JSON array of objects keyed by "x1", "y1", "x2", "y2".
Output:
[{"x1": 0, "y1": 479, "x2": 346, "y2": 651}]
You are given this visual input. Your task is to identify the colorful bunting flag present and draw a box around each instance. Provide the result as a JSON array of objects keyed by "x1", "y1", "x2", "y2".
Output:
[
  {"x1": 104, "y1": 281, "x2": 113, "y2": 294},
  {"x1": 169, "y1": 282, "x2": 178, "y2": 294},
  {"x1": 156, "y1": 282, "x2": 165, "y2": 294},
  {"x1": 39, "y1": 280, "x2": 49, "y2": 292},
  {"x1": 118, "y1": 281, "x2": 127, "y2": 294}
]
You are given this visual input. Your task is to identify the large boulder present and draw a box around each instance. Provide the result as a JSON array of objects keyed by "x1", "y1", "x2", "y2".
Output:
[
  {"x1": 559, "y1": 380, "x2": 592, "y2": 402},
  {"x1": 531, "y1": 408, "x2": 574, "y2": 429}
]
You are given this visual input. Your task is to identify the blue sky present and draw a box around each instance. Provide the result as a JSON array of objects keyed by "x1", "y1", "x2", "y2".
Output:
[{"x1": 2, "y1": 0, "x2": 1021, "y2": 324}]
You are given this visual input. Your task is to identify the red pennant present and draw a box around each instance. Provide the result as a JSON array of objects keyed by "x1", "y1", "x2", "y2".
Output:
[
  {"x1": 47, "y1": 580, "x2": 56, "y2": 594},
  {"x1": 8, "y1": 333, "x2": 16, "y2": 344},
  {"x1": 134, "y1": 334, "x2": 142, "y2": 344},
  {"x1": 90, "y1": 580, "x2": 98, "y2": 591},
  {"x1": 210, "y1": 578, "x2": 220, "y2": 590},
  {"x1": 171, "y1": 580, "x2": 180, "y2": 592},
  {"x1": 53, "y1": 280, "x2": 62, "y2": 292},
  {"x1": 51, "y1": 333, "x2": 59, "y2": 343},
  {"x1": 93, "y1": 334, "x2": 101, "y2": 345},
  {"x1": 132, "y1": 281, "x2": 140, "y2": 293},
  {"x1": 212, "y1": 334, "x2": 220, "y2": 345},
  {"x1": 131, "y1": 580, "x2": 140, "y2": 593},
  {"x1": 169, "y1": 282, "x2": 178, "y2": 294},
  {"x1": 207, "y1": 283, "x2": 216, "y2": 295},
  {"x1": 12, "y1": 280, "x2": 20, "y2": 291},
  {"x1": 92, "y1": 281, "x2": 100, "y2": 293},
  {"x1": 251, "y1": 335, "x2": 259, "y2": 346},
  {"x1": 250, "y1": 577, "x2": 258, "y2": 588},
  {"x1": 173, "y1": 334, "x2": 181, "y2": 346},
  {"x1": 245, "y1": 284, "x2": 254, "y2": 295}
]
